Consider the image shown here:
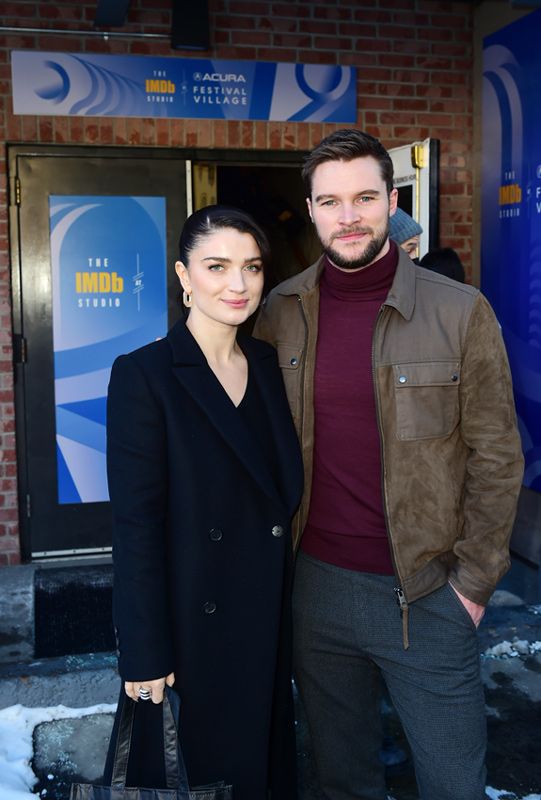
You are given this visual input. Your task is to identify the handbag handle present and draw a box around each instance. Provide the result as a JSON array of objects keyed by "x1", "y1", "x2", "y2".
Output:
[{"x1": 111, "y1": 685, "x2": 190, "y2": 791}]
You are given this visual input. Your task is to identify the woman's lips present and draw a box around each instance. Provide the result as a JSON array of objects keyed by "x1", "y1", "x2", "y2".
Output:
[{"x1": 222, "y1": 299, "x2": 249, "y2": 307}]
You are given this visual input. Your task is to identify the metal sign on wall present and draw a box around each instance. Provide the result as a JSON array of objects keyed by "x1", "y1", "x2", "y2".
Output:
[
  {"x1": 482, "y1": 8, "x2": 541, "y2": 492},
  {"x1": 11, "y1": 51, "x2": 356, "y2": 123}
]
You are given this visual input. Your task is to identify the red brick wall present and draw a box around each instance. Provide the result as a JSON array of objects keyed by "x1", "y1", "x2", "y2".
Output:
[{"x1": 0, "y1": 0, "x2": 473, "y2": 563}]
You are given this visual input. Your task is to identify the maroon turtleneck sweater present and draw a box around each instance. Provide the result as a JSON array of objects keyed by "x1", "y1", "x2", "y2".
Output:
[{"x1": 301, "y1": 242, "x2": 399, "y2": 575}]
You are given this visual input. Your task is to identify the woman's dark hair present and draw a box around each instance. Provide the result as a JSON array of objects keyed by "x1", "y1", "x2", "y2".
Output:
[
  {"x1": 302, "y1": 128, "x2": 395, "y2": 198},
  {"x1": 178, "y1": 204, "x2": 271, "y2": 268},
  {"x1": 419, "y1": 247, "x2": 466, "y2": 283}
]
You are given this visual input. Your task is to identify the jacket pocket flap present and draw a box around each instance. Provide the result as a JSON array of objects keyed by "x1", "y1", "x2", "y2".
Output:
[
  {"x1": 277, "y1": 343, "x2": 302, "y2": 370},
  {"x1": 393, "y1": 361, "x2": 461, "y2": 387}
]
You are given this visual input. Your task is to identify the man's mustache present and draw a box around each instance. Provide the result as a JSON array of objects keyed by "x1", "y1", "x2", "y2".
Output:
[{"x1": 331, "y1": 226, "x2": 373, "y2": 241}]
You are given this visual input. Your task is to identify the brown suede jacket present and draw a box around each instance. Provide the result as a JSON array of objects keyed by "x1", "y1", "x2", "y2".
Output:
[{"x1": 253, "y1": 248, "x2": 524, "y2": 608}]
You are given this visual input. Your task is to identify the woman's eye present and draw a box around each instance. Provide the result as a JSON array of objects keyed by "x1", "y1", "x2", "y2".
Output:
[
  {"x1": 208, "y1": 264, "x2": 224, "y2": 271},
  {"x1": 244, "y1": 264, "x2": 262, "y2": 272}
]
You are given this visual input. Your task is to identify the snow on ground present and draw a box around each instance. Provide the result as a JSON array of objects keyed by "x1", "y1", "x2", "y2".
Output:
[
  {"x1": 0, "y1": 703, "x2": 116, "y2": 800},
  {"x1": 484, "y1": 639, "x2": 541, "y2": 658},
  {"x1": 487, "y1": 789, "x2": 541, "y2": 800},
  {"x1": 0, "y1": 703, "x2": 539, "y2": 800}
]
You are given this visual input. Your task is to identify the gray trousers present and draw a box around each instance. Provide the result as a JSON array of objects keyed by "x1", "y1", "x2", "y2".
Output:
[{"x1": 293, "y1": 551, "x2": 487, "y2": 800}]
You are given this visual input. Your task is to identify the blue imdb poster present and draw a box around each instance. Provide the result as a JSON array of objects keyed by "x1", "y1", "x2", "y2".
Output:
[
  {"x1": 482, "y1": 9, "x2": 541, "y2": 491},
  {"x1": 49, "y1": 195, "x2": 168, "y2": 504}
]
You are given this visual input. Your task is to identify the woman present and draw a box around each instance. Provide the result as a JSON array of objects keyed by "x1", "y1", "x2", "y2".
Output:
[{"x1": 105, "y1": 206, "x2": 303, "y2": 799}]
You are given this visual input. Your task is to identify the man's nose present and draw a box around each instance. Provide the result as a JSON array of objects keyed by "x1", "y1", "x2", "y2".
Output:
[{"x1": 339, "y1": 203, "x2": 360, "y2": 225}]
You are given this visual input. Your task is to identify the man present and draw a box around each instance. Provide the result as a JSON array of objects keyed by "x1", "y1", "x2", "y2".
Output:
[
  {"x1": 389, "y1": 205, "x2": 423, "y2": 261},
  {"x1": 420, "y1": 246, "x2": 466, "y2": 282},
  {"x1": 253, "y1": 129, "x2": 523, "y2": 800}
]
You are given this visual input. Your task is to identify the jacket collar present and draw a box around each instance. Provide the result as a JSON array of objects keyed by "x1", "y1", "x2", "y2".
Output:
[
  {"x1": 275, "y1": 244, "x2": 416, "y2": 321},
  {"x1": 275, "y1": 257, "x2": 324, "y2": 298},
  {"x1": 384, "y1": 247, "x2": 416, "y2": 321},
  {"x1": 166, "y1": 319, "x2": 295, "y2": 515}
]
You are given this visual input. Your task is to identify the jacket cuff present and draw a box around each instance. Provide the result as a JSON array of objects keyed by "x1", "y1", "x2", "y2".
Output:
[
  {"x1": 117, "y1": 649, "x2": 175, "y2": 683},
  {"x1": 448, "y1": 564, "x2": 495, "y2": 606}
]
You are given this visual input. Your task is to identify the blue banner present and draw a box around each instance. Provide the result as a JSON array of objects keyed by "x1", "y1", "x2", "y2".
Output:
[
  {"x1": 11, "y1": 51, "x2": 356, "y2": 123},
  {"x1": 482, "y1": 9, "x2": 541, "y2": 491},
  {"x1": 50, "y1": 196, "x2": 168, "y2": 504}
]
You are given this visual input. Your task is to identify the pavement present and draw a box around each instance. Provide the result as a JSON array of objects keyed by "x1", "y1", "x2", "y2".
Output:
[{"x1": 1, "y1": 557, "x2": 540, "y2": 800}]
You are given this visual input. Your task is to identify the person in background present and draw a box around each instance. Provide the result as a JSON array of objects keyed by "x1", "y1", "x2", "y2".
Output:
[
  {"x1": 388, "y1": 206, "x2": 423, "y2": 261},
  {"x1": 105, "y1": 205, "x2": 303, "y2": 800},
  {"x1": 254, "y1": 128, "x2": 524, "y2": 800},
  {"x1": 420, "y1": 246, "x2": 466, "y2": 283}
]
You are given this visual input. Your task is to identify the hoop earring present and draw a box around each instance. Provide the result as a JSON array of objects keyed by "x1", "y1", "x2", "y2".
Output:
[{"x1": 182, "y1": 290, "x2": 192, "y2": 308}]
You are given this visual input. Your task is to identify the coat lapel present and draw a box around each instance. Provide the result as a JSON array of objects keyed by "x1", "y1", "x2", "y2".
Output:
[{"x1": 167, "y1": 320, "x2": 288, "y2": 512}]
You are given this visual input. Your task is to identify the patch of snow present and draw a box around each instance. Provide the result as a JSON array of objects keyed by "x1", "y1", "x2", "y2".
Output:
[
  {"x1": 483, "y1": 639, "x2": 541, "y2": 659},
  {"x1": 486, "y1": 788, "x2": 540, "y2": 800},
  {"x1": 0, "y1": 703, "x2": 116, "y2": 800}
]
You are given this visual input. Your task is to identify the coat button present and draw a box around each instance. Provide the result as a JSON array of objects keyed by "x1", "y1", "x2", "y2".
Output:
[
  {"x1": 209, "y1": 528, "x2": 223, "y2": 541},
  {"x1": 451, "y1": 373, "x2": 459, "y2": 382},
  {"x1": 398, "y1": 375, "x2": 407, "y2": 384},
  {"x1": 203, "y1": 601, "x2": 216, "y2": 614},
  {"x1": 290, "y1": 357, "x2": 298, "y2": 366},
  {"x1": 271, "y1": 525, "x2": 284, "y2": 538}
]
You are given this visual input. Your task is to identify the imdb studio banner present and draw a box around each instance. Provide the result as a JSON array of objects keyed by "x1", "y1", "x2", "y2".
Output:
[
  {"x1": 50, "y1": 196, "x2": 167, "y2": 504},
  {"x1": 11, "y1": 51, "x2": 356, "y2": 123},
  {"x1": 482, "y1": 9, "x2": 541, "y2": 492}
]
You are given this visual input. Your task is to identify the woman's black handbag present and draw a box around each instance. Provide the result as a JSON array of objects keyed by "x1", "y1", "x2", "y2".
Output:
[{"x1": 70, "y1": 688, "x2": 233, "y2": 800}]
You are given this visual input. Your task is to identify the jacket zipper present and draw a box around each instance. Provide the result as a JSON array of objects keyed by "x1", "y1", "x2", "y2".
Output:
[
  {"x1": 296, "y1": 294, "x2": 309, "y2": 543},
  {"x1": 296, "y1": 295, "x2": 308, "y2": 435},
  {"x1": 372, "y1": 305, "x2": 410, "y2": 649}
]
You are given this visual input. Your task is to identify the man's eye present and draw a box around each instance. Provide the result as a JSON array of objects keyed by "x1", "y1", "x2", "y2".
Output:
[
  {"x1": 358, "y1": 196, "x2": 374, "y2": 203},
  {"x1": 321, "y1": 200, "x2": 336, "y2": 207}
]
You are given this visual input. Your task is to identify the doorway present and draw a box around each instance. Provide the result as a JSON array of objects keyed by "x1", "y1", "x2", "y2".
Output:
[
  {"x1": 389, "y1": 138, "x2": 440, "y2": 258},
  {"x1": 9, "y1": 145, "x2": 311, "y2": 559},
  {"x1": 216, "y1": 164, "x2": 319, "y2": 286}
]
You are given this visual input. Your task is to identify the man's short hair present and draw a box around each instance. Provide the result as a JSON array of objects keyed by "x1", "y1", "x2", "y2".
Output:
[{"x1": 302, "y1": 128, "x2": 395, "y2": 198}]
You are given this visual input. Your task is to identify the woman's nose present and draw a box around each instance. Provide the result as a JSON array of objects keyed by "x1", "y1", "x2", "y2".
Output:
[{"x1": 229, "y1": 269, "x2": 247, "y2": 292}]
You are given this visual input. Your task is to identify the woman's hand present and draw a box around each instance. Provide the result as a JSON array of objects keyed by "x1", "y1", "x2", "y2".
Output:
[{"x1": 125, "y1": 672, "x2": 175, "y2": 704}]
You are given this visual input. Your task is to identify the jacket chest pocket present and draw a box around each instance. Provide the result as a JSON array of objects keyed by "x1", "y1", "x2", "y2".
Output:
[
  {"x1": 277, "y1": 342, "x2": 303, "y2": 421},
  {"x1": 393, "y1": 361, "x2": 461, "y2": 440}
]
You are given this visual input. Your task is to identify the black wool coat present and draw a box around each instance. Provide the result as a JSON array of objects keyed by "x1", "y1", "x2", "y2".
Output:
[{"x1": 105, "y1": 319, "x2": 304, "y2": 800}]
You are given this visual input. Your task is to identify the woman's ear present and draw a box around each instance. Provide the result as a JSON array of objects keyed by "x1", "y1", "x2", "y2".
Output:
[{"x1": 175, "y1": 261, "x2": 190, "y2": 293}]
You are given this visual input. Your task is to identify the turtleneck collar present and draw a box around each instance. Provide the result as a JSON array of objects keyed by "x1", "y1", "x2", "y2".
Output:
[{"x1": 321, "y1": 240, "x2": 399, "y2": 301}]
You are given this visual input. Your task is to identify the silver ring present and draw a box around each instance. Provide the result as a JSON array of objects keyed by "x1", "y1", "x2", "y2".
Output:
[{"x1": 138, "y1": 687, "x2": 151, "y2": 700}]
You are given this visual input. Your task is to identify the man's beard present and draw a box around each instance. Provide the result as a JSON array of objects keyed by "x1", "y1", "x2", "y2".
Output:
[{"x1": 320, "y1": 223, "x2": 389, "y2": 271}]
